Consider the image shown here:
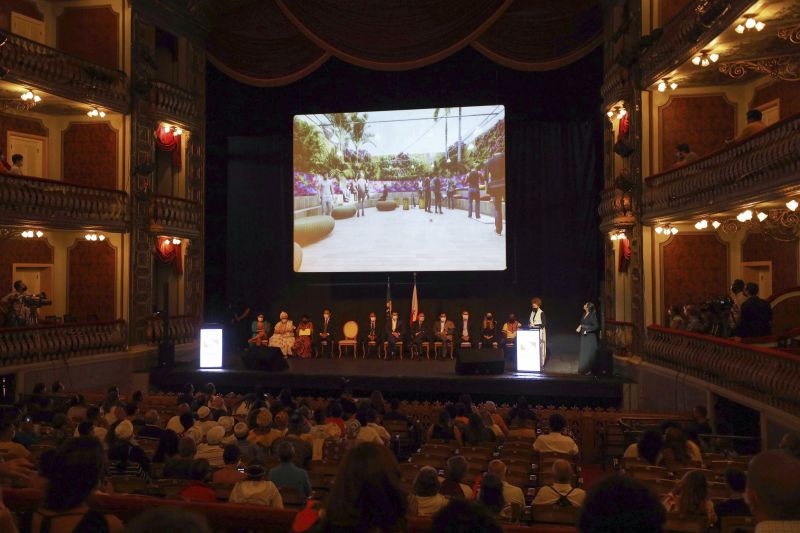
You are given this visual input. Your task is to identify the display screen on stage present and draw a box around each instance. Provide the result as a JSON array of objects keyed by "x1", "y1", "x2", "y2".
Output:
[{"x1": 292, "y1": 105, "x2": 506, "y2": 272}]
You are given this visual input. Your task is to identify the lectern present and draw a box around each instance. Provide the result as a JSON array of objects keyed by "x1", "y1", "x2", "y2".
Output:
[{"x1": 516, "y1": 327, "x2": 544, "y2": 372}]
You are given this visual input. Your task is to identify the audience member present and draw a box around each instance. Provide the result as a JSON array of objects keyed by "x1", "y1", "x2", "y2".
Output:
[
  {"x1": 778, "y1": 431, "x2": 800, "y2": 458},
  {"x1": 461, "y1": 413, "x2": 494, "y2": 445},
  {"x1": 734, "y1": 109, "x2": 767, "y2": 142},
  {"x1": 124, "y1": 507, "x2": 212, "y2": 533},
  {"x1": 659, "y1": 426, "x2": 701, "y2": 468},
  {"x1": 163, "y1": 437, "x2": 197, "y2": 479},
  {"x1": 65, "y1": 395, "x2": 87, "y2": 421},
  {"x1": 411, "y1": 466, "x2": 448, "y2": 517},
  {"x1": 229, "y1": 463, "x2": 284, "y2": 507},
  {"x1": 195, "y1": 425, "x2": 226, "y2": 467},
  {"x1": 427, "y1": 409, "x2": 462, "y2": 445},
  {"x1": 365, "y1": 408, "x2": 391, "y2": 443},
  {"x1": 662, "y1": 470, "x2": 717, "y2": 527},
  {"x1": 138, "y1": 410, "x2": 164, "y2": 440},
  {"x1": 533, "y1": 413, "x2": 579, "y2": 455},
  {"x1": 29, "y1": 437, "x2": 124, "y2": 533},
  {"x1": 431, "y1": 499, "x2": 503, "y2": 533},
  {"x1": 673, "y1": 143, "x2": 699, "y2": 167},
  {"x1": 738, "y1": 282, "x2": 773, "y2": 338},
  {"x1": 234, "y1": 421, "x2": 264, "y2": 463},
  {"x1": 107, "y1": 420, "x2": 150, "y2": 479},
  {"x1": 578, "y1": 475, "x2": 666, "y2": 533},
  {"x1": 196, "y1": 406, "x2": 217, "y2": 436},
  {"x1": 478, "y1": 473, "x2": 507, "y2": 521},
  {"x1": 683, "y1": 305, "x2": 705, "y2": 333},
  {"x1": 9, "y1": 154, "x2": 23, "y2": 175},
  {"x1": 217, "y1": 415, "x2": 237, "y2": 445},
  {"x1": 324, "y1": 401, "x2": 346, "y2": 433},
  {"x1": 152, "y1": 429, "x2": 179, "y2": 464},
  {"x1": 668, "y1": 306, "x2": 685, "y2": 330},
  {"x1": 483, "y1": 401, "x2": 509, "y2": 437},
  {"x1": 269, "y1": 441, "x2": 311, "y2": 497},
  {"x1": 623, "y1": 428, "x2": 663, "y2": 465},
  {"x1": 355, "y1": 411, "x2": 385, "y2": 445},
  {"x1": 532, "y1": 459, "x2": 585, "y2": 507},
  {"x1": 714, "y1": 468, "x2": 750, "y2": 520},
  {"x1": 729, "y1": 279, "x2": 747, "y2": 330},
  {"x1": 0, "y1": 420, "x2": 33, "y2": 460},
  {"x1": 248, "y1": 409, "x2": 282, "y2": 450},
  {"x1": 213, "y1": 444, "x2": 247, "y2": 485},
  {"x1": 746, "y1": 449, "x2": 800, "y2": 528},
  {"x1": 178, "y1": 459, "x2": 216, "y2": 502},
  {"x1": 439, "y1": 455, "x2": 474, "y2": 500},
  {"x1": 271, "y1": 414, "x2": 313, "y2": 468},
  {"x1": 487, "y1": 459, "x2": 525, "y2": 521}
]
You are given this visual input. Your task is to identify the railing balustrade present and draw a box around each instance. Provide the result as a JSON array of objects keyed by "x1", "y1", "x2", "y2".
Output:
[{"x1": 0, "y1": 320, "x2": 127, "y2": 366}]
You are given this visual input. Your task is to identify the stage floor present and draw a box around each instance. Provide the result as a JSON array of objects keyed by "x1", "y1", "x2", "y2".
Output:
[{"x1": 152, "y1": 351, "x2": 627, "y2": 406}]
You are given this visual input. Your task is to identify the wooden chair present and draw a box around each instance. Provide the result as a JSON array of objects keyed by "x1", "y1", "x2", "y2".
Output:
[
  {"x1": 278, "y1": 486, "x2": 307, "y2": 509},
  {"x1": 383, "y1": 340, "x2": 404, "y2": 360},
  {"x1": 411, "y1": 341, "x2": 431, "y2": 360},
  {"x1": 433, "y1": 340, "x2": 454, "y2": 360},
  {"x1": 530, "y1": 504, "x2": 579, "y2": 525},
  {"x1": 709, "y1": 460, "x2": 749, "y2": 475},
  {"x1": 627, "y1": 465, "x2": 671, "y2": 481},
  {"x1": 338, "y1": 321, "x2": 359, "y2": 358},
  {"x1": 420, "y1": 443, "x2": 454, "y2": 457},
  {"x1": 639, "y1": 477, "x2": 678, "y2": 496},
  {"x1": 720, "y1": 515, "x2": 755, "y2": 533},
  {"x1": 362, "y1": 339, "x2": 381, "y2": 359}
]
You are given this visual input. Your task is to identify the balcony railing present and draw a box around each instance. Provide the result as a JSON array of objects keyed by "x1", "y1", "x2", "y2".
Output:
[
  {"x1": 605, "y1": 320, "x2": 634, "y2": 356},
  {"x1": 0, "y1": 32, "x2": 128, "y2": 112},
  {"x1": 148, "y1": 80, "x2": 198, "y2": 125},
  {"x1": 150, "y1": 195, "x2": 201, "y2": 238},
  {"x1": 0, "y1": 173, "x2": 129, "y2": 231},
  {"x1": 0, "y1": 320, "x2": 127, "y2": 366},
  {"x1": 642, "y1": 114, "x2": 800, "y2": 222},
  {"x1": 645, "y1": 325, "x2": 800, "y2": 416},
  {"x1": 146, "y1": 315, "x2": 198, "y2": 345}
]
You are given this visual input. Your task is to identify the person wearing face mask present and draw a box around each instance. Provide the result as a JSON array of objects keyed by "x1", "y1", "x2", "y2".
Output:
[
  {"x1": 455, "y1": 310, "x2": 477, "y2": 350},
  {"x1": 269, "y1": 311, "x2": 295, "y2": 357},
  {"x1": 315, "y1": 308, "x2": 335, "y2": 358},
  {"x1": 361, "y1": 312, "x2": 381, "y2": 359},
  {"x1": 529, "y1": 297, "x2": 548, "y2": 365},
  {"x1": 410, "y1": 311, "x2": 430, "y2": 359},
  {"x1": 384, "y1": 310, "x2": 406, "y2": 359},
  {"x1": 481, "y1": 312, "x2": 498, "y2": 348},
  {"x1": 434, "y1": 312, "x2": 455, "y2": 360},
  {"x1": 576, "y1": 302, "x2": 599, "y2": 375},
  {"x1": 248, "y1": 312, "x2": 271, "y2": 346}
]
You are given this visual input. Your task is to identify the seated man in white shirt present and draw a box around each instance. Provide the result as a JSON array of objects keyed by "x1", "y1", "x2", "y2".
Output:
[
  {"x1": 533, "y1": 413, "x2": 579, "y2": 456},
  {"x1": 532, "y1": 459, "x2": 585, "y2": 507},
  {"x1": 487, "y1": 459, "x2": 525, "y2": 520}
]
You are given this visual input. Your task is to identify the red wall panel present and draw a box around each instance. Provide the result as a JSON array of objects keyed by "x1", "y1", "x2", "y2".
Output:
[
  {"x1": 68, "y1": 240, "x2": 116, "y2": 321},
  {"x1": 1, "y1": 114, "x2": 48, "y2": 160},
  {"x1": 57, "y1": 6, "x2": 119, "y2": 70},
  {"x1": 62, "y1": 122, "x2": 118, "y2": 189},
  {"x1": 0, "y1": 239, "x2": 53, "y2": 296},
  {"x1": 659, "y1": 95, "x2": 736, "y2": 171},
  {"x1": 751, "y1": 81, "x2": 800, "y2": 121},
  {"x1": 742, "y1": 233, "x2": 799, "y2": 297},
  {"x1": 662, "y1": 234, "x2": 729, "y2": 310},
  {"x1": 660, "y1": 0, "x2": 694, "y2": 26}
]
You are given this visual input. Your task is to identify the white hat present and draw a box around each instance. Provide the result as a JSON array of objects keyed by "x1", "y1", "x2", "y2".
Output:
[
  {"x1": 166, "y1": 416, "x2": 184, "y2": 434},
  {"x1": 206, "y1": 425, "x2": 226, "y2": 445},
  {"x1": 218, "y1": 416, "x2": 234, "y2": 432},
  {"x1": 115, "y1": 420, "x2": 134, "y2": 440},
  {"x1": 197, "y1": 406, "x2": 211, "y2": 419}
]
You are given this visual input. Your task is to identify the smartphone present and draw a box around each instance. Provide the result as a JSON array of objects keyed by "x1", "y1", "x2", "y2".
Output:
[{"x1": 237, "y1": 467, "x2": 245, "y2": 473}]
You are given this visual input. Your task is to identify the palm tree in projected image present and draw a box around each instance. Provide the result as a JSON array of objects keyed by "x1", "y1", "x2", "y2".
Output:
[
  {"x1": 348, "y1": 112, "x2": 375, "y2": 172},
  {"x1": 433, "y1": 107, "x2": 463, "y2": 163},
  {"x1": 321, "y1": 113, "x2": 351, "y2": 158}
]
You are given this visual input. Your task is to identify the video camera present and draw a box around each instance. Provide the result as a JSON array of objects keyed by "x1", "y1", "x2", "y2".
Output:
[{"x1": 20, "y1": 292, "x2": 52, "y2": 309}]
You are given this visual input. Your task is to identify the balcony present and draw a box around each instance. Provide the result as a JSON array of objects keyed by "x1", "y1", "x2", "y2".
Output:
[
  {"x1": 0, "y1": 173, "x2": 129, "y2": 231},
  {"x1": 645, "y1": 325, "x2": 800, "y2": 416},
  {"x1": 598, "y1": 186, "x2": 635, "y2": 230},
  {"x1": 150, "y1": 195, "x2": 201, "y2": 238},
  {"x1": 148, "y1": 80, "x2": 199, "y2": 126},
  {"x1": 0, "y1": 32, "x2": 128, "y2": 112},
  {"x1": 642, "y1": 114, "x2": 800, "y2": 222},
  {"x1": 146, "y1": 315, "x2": 198, "y2": 345},
  {"x1": 0, "y1": 320, "x2": 127, "y2": 366},
  {"x1": 605, "y1": 320, "x2": 634, "y2": 356}
]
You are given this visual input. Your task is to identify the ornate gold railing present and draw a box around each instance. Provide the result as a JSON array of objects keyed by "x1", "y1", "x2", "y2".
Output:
[
  {"x1": 146, "y1": 315, "x2": 198, "y2": 345},
  {"x1": 148, "y1": 80, "x2": 198, "y2": 125},
  {"x1": 645, "y1": 325, "x2": 800, "y2": 416},
  {"x1": 0, "y1": 320, "x2": 127, "y2": 366},
  {"x1": 605, "y1": 320, "x2": 634, "y2": 356},
  {"x1": 642, "y1": 114, "x2": 800, "y2": 222},
  {"x1": 150, "y1": 195, "x2": 201, "y2": 238},
  {"x1": 0, "y1": 32, "x2": 128, "y2": 112},
  {"x1": 0, "y1": 173, "x2": 128, "y2": 231}
]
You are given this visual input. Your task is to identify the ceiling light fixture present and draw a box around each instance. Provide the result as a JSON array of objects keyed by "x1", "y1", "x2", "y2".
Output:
[
  {"x1": 757, "y1": 211, "x2": 768, "y2": 222},
  {"x1": 712, "y1": 220, "x2": 721, "y2": 229},
  {"x1": 87, "y1": 106, "x2": 106, "y2": 118},
  {"x1": 787, "y1": 199, "x2": 798, "y2": 212},
  {"x1": 85, "y1": 232, "x2": 106, "y2": 241},
  {"x1": 694, "y1": 219, "x2": 709, "y2": 230},
  {"x1": 657, "y1": 79, "x2": 678, "y2": 92},
  {"x1": 692, "y1": 51, "x2": 719, "y2": 68},
  {"x1": 736, "y1": 209, "x2": 753, "y2": 222},
  {"x1": 20, "y1": 229, "x2": 44, "y2": 238}
]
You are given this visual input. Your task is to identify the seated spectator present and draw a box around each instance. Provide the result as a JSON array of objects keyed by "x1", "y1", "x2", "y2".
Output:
[
  {"x1": 268, "y1": 441, "x2": 311, "y2": 497},
  {"x1": 343, "y1": 418, "x2": 362, "y2": 455},
  {"x1": 248, "y1": 409, "x2": 282, "y2": 450},
  {"x1": 779, "y1": 431, "x2": 800, "y2": 458},
  {"x1": 65, "y1": 395, "x2": 87, "y2": 422},
  {"x1": 453, "y1": 403, "x2": 470, "y2": 427},
  {"x1": 667, "y1": 306, "x2": 684, "y2": 330},
  {"x1": 659, "y1": 426, "x2": 701, "y2": 468},
  {"x1": 663, "y1": 470, "x2": 717, "y2": 527},
  {"x1": 746, "y1": 449, "x2": 800, "y2": 528},
  {"x1": 234, "y1": 421, "x2": 263, "y2": 463},
  {"x1": 480, "y1": 409, "x2": 503, "y2": 440},
  {"x1": 578, "y1": 475, "x2": 666, "y2": 533},
  {"x1": 738, "y1": 282, "x2": 773, "y2": 338},
  {"x1": 356, "y1": 412, "x2": 385, "y2": 445},
  {"x1": 195, "y1": 425, "x2": 226, "y2": 467},
  {"x1": 152, "y1": 429, "x2": 179, "y2": 465},
  {"x1": 100, "y1": 386, "x2": 123, "y2": 425},
  {"x1": 683, "y1": 305, "x2": 705, "y2": 333},
  {"x1": 165, "y1": 403, "x2": 191, "y2": 434},
  {"x1": 462, "y1": 413, "x2": 494, "y2": 445},
  {"x1": 734, "y1": 109, "x2": 767, "y2": 142},
  {"x1": 534, "y1": 413, "x2": 579, "y2": 455},
  {"x1": 50, "y1": 414, "x2": 70, "y2": 445},
  {"x1": 324, "y1": 401, "x2": 346, "y2": 433},
  {"x1": 178, "y1": 459, "x2": 216, "y2": 502},
  {"x1": 124, "y1": 507, "x2": 212, "y2": 533},
  {"x1": 532, "y1": 459, "x2": 585, "y2": 507},
  {"x1": 506, "y1": 396, "x2": 537, "y2": 427},
  {"x1": 213, "y1": 444, "x2": 247, "y2": 485},
  {"x1": 714, "y1": 468, "x2": 750, "y2": 520},
  {"x1": 0, "y1": 420, "x2": 33, "y2": 460},
  {"x1": 29, "y1": 436, "x2": 124, "y2": 533},
  {"x1": 311, "y1": 442, "x2": 407, "y2": 533},
  {"x1": 427, "y1": 410, "x2": 462, "y2": 445},
  {"x1": 70, "y1": 405, "x2": 105, "y2": 442},
  {"x1": 229, "y1": 463, "x2": 284, "y2": 507},
  {"x1": 483, "y1": 401, "x2": 509, "y2": 437},
  {"x1": 487, "y1": 460, "x2": 525, "y2": 521},
  {"x1": 440, "y1": 455, "x2": 475, "y2": 500},
  {"x1": 196, "y1": 406, "x2": 217, "y2": 436},
  {"x1": 673, "y1": 143, "x2": 699, "y2": 167},
  {"x1": 477, "y1": 473, "x2": 506, "y2": 521},
  {"x1": 217, "y1": 416, "x2": 236, "y2": 445},
  {"x1": 623, "y1": 428, "x2": 663, "y2": 465},
  {"x1": 138, "y1": 409, "x2": 164, "y2": 440},
  {"x1": 14, "y1": 415, "x2": 41, "y2": 448},
  {"x1": 687, "y1": 405, "x2": 713, "y2": 439},
  {"x1": 365, "y1": 408, "x2": 391, "y2": 443},
  {"x1": 107, "y1": 420, "x2": 150, "y2": 479},
  {"x1": 209, "y1": 395, "x2": 228, "y2": 419},
  {"x1": 309, "y1": 409, "x2": 342, "y2": 442},
  {"x1": 271, "y1": 414, "x2": 313, "y2": 468},
  {"x1": 411, "y1": 466, "x2": 449, "y2": 517},
  {"x1": 163, "y1": 437, "x2": 197, "y2": 479},
  {"x1": 431, "y1": 499, "x2": 503, "y2": 533}
]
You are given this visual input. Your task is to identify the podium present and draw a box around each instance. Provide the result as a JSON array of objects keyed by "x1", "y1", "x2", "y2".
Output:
[{"x1": 516, "y1": 327, "x2": 545, "y2": 372}]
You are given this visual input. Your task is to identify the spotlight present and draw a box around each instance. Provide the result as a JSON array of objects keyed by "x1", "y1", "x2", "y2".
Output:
[
  {"x1": 787, "y1": 199, "x2": 798, "y2": 211},
  {"x1": 757, "y1": 211, "x2": 768, "y2": 222}
]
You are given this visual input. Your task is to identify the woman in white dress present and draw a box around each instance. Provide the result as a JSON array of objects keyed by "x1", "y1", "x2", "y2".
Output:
[{"x1": 269, "y1": 311, "x2": 295, "y2": 356}]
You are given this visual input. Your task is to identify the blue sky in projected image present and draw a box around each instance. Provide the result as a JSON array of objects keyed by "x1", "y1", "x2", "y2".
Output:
[{"x1": 296, "y1": 105, "x2": 504, "y2": 157}]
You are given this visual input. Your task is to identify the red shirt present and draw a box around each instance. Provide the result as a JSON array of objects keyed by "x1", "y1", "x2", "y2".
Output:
[
  {"x1": 179, "y1": 481, "x2": 217, "y2": 502},
  {"x1": 325, "y1": 417, "x2": 345, "y2": 433}
]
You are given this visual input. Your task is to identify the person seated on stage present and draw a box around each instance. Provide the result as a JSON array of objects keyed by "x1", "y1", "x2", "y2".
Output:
[
  {"x1": 315, "y1": 308, "x2": 336, "y2": 357},
  {"x1": 384, "y1": 310, "x2": 406, "y2": 359},
  {"x1": 455, "y1": 310, "x2": 477, "y2": 348},
  {"x1": 268, "y1": 311, "x2": 295, "y2": 357},
  {"x1": 362, "y1": 312, "x2": 381, "y2": 358},
  {"x1": 534, "y1": 413, "x2": 579, "y2": 456},
  {"x1": 249, "y1": 312, "x2": 271, "y2": 347},
  {"x1": 500, "y1": 314, "x2": 521, "y2": 349},
  {"x1": 292, "y1": 315, "x2": 314, "y2": 358},
  {"x1": 480, "y1": 313, "x2": 498, "y2": 348},
  {"x1": 532, "y1": 459, "x2": 586, "y2": 507},
  {"x1": 248, "y1": 409, "x2": 283, "y2": 451},
  {"x1": 410, "y1": 311, "x2": 430, "y2": 356},
  {"x1": 271, "y1": 414, "x2": 313, "y2": 469},
  {"x1": 434, "y1": 312, "x2": 455, "y2": 359}
]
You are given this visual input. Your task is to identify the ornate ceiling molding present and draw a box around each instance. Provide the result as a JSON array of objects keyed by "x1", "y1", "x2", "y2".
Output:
[
  {"x1": 777, "y1": 23, "x2": 800, "y2": 45},
  {"x1": 719, "y1": 54, "x2": 800, "y2": 81},
  {"x1": 720, "y1": 209, "x2": 800, "y2": 241}
]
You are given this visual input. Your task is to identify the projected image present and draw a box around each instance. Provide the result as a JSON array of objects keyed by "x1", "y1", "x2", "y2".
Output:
[{"x1": 293, "y1": 105, "x2": 505, "y2": 272}]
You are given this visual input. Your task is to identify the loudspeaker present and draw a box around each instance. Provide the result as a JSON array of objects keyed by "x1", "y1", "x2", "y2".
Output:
[
  {"x1": 158, "y1": 342, "x2": 175, "y2": 367},
  {"x1": 592, "y1": 345, "x2": 613, "y2": 377},
  {"x1": 456, "y1": 348, "x2": 505, "y2": 375},
  {"x1": 242, "y1": 346, "x2": 288, "y2": 372}
]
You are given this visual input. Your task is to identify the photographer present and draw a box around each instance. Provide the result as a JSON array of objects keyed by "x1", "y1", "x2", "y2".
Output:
[{"x1": 0, "y1": 280, "x2": 28, "y2": 327}]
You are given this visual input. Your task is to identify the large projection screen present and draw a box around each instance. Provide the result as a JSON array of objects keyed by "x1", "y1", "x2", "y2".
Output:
[{"x1": 292, "y1": 105, "x2": 506, "y2": 272}]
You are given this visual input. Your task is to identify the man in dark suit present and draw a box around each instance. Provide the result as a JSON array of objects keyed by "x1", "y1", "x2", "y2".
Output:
[
  {"x1": 466, "y1": 169, "x2": 481, "y2": 219},
  {"x1": 361, "y1": 311, "x2": 381, "y2": 358},
  {"x1": 738, "y1": 282, "x2": 772, "y2": 338},
  {"x1": 384, "y1": 310, "x2": 406, "y2": 359},
  {"x1": 423, "y1": 176, "x2": 432, "y2": 213},
  {"x1": 432, "y1": 175, "x2": 443, "y2": 214},
  {"x1": 486, "y1": 151, "x2": 505, "y2": 235},
  {"x1": 455, "y1": 310, "x2": 478, "y2": 349},
  {"x1": 315, "y1": 308, "x2": 335, "y2": 357},
  {"x1": 410, "y1": 311, "x2": 430, "y2": 358},
  {"x1": 433, "y1": 312, "x2": 455, "y2": 360}
]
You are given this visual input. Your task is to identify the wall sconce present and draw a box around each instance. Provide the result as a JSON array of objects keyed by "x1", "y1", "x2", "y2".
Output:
[
  {"x1": 756, "y1": 211, "x2": 768, "y2": 222},
  {"x1": 693, "y1": 219, "x2": 709, "y2": 230},
  {"x1": 87, "y1": 106, "x2": 106, "y2": 118},
  {"x1": 787, "y1": 199, "x2": 798, "y2": 212},
  {"x1": 657, "y1": 79, "x2": 678, "y2": 92},
  {"x1": 21, "y1": 229, "x2": 44, "y2": 238},
  {"x1": 735, "y1": 16, "x2": 765, "y2": 33},
  {"x1": 692, "y1": 51, "x2": 719, "y2": 67},
  {"x1": 606, "y1": 105, "x2": 627, "y2": 120},
  {"x1": 711, "y1": 220, "x2": 721, "y2": 229},
  {"x1": 736, "y1": 209, "x2": 753, "y2": 222},
  {"x1": 85, "y1": 232, "x2": 106, "y2": 241},
  {"x1": 609, "y1": 229, "x2": 627, "y2": 241},
  {"x1": 160, "y1": 122, "x2": 183, "y2": 136},
  {"x1": 655, "y1": 224, "x2": 678, "y2": 235}
]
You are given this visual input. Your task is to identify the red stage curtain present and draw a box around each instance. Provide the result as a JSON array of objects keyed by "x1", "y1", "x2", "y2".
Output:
[
  {"x1": 154, "y1": 127, "x2": 182, "y2": 170},
  {"x1": 155, "y1": 237, "x2": 182, "y2": 275},
  {"x1": 205, "y1": 0, "x2": 602, "y2": 86},
  {"x1": 618, "y1": 238, "x2": 630, "y2": 273}
]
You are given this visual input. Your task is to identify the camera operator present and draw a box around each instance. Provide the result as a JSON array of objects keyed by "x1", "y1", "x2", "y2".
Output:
[
  {"x1": 728, "y1": 279, "x2": 747, "y2": 333},
  {"x1": 0, "y1": 281, "x2": 28, "y2": 327}
]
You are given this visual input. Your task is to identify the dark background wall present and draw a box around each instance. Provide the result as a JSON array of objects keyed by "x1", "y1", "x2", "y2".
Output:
[{"x1": 205, "y1": 46, "x2": 604, "y2": 356}]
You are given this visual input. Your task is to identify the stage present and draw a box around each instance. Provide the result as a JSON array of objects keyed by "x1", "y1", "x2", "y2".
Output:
[{"x1": 151, "y1": 350, "x2": 628, "y2": 407}]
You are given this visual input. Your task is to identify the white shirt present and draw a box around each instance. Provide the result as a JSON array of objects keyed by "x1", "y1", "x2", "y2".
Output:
[
  {"x1": 533, "y1": 432, "x2": 579, "y2": 455},
  {"x1": 391, "y1": 318, "x2": 397, "y2": 331},
  {"x1": 501, "y1": 481, "x2": 526, "y2": 519},
  {"x1": 319, "y1": 178, "x2": 334, "y2": 201},
  {"x1": 462, "y1": 320, "x2": 469, "y2": 336},
  {"x1": 439, "y1": 320, "x2": 447, "y2": 333},
  {"x1": 9, "y1": 165, "x2": 22, "y2": 175},
  {"x1": 755, "y1": 522, "x2": 800, "y2": 533},
  {"x1": 530, "y1": 308, "x2": 544, "y2": 327},
  {"x1": 532, "y1": 483, "x2": 585, "y2": 506},
  {"x1": 356, "y1": 178, "x2": 368, "y2": 194}
]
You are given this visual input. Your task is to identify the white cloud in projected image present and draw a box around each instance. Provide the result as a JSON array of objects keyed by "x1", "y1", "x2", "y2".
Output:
[{"x1": 297, "y1": 105, "x2": 504, "y2": 156}]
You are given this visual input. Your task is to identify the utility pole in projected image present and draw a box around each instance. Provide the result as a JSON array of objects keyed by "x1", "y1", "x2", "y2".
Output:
[{"x1": 434, "y1": 107, "x2": 463, "y2": 163}]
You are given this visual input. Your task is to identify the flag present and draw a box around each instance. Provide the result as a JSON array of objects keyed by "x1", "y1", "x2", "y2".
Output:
[
  {"x1": 385, "y1": 276, "x2": 392, "y2": 319},
  {"x1": 409, "y1": 274, "x2": 418, "y2": 326}
]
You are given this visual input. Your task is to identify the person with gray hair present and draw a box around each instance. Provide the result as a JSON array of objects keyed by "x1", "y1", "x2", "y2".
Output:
[
  {"x1": 411, "y1": 466, "x2": 448, "y2": 517},
  {"x1": 746, "y1": 450, "x2": 800, "y2": 528},
  {"x1": 487, "y1": 459, "x2": 525, "y2": 520},
  {"x1": 440, "y1": 455, "x2": 474, "y2": 500},
  {"x1": 532, "y1": 458, "x2": 585, "y2": 507}
]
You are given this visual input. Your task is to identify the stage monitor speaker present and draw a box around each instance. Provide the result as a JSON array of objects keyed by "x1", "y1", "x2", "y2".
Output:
[
  {"x1": 456, "y1": 348, "x2": 505, "y2": 375},
  {"x1": 242, "y1": 346, "x2": 289, "y2": 372},
  {"x1": 158, "y1": 342, "x2": 175, "y2": 367},
  {"x1": 592, "y1": 345, "x2": 613, "y2": 377}
]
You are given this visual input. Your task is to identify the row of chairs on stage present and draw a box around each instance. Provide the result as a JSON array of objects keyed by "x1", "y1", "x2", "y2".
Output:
[{"x1": 316, "y1": 321, "x2": 516, "y2": 360}]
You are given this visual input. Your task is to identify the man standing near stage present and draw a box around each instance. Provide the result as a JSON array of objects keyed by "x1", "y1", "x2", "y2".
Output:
[
  {"x1": 486, "y1": 151, "x2": 505, "y2": 235},
  {"x1": 434, "y1": 312, "x2": 454, "y2": 360},
  {"x1": 315, "y1": 308, "x2": 335, "y2": 357},
  {"x1": 529, "y1": 297, "x2": 547, "y2": 367},
  {"x1": 410, "y1": 311, "x2": 430, "y2": 358},
  {"x1": 384, "y1": 310, "x2": 406, "y2": 359}
]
